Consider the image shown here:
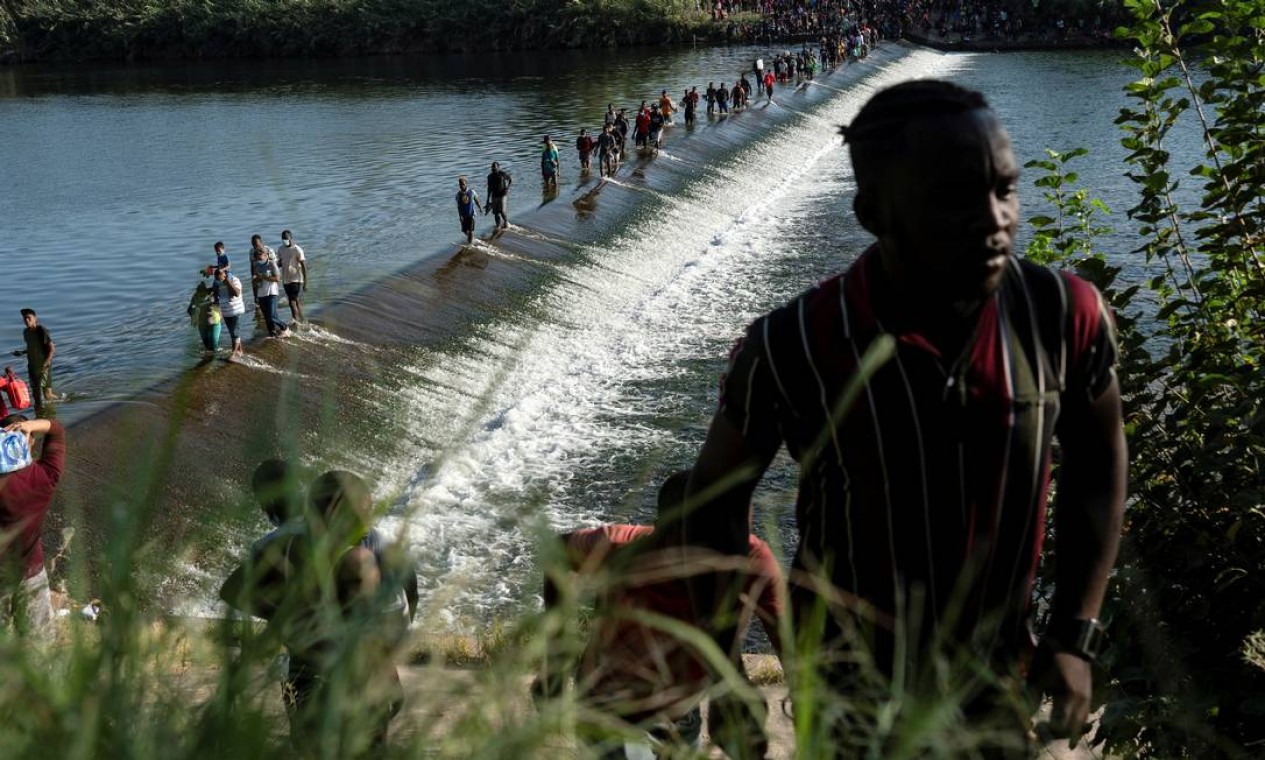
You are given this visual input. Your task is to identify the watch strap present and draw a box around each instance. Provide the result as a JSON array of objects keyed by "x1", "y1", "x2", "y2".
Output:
[{"x1": 1044, "y1": 617, "x2": 1106, "y2": 662}]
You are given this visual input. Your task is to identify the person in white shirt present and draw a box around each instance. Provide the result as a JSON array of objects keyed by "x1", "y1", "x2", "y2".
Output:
[
  {"x1": 249, "y1": 234, "x2": 276, "y2": 312},
  {"x1": 252, "y1": 247, "x2": 289, "y2": 339},
  {"x1": 213, "y1": 266, "x2": 247, "y2": 360},
  {"x1": 277, "y1": 230, "x2": 308, "y2": 324}
]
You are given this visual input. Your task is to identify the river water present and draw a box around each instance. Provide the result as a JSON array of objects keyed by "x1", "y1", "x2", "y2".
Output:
[{"x1": 0, "y1": 43, "x2": 1192, "y2": 625}]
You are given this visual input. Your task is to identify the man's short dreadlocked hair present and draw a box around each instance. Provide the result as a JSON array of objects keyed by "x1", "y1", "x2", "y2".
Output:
[{"x1": 841, "y1": 80, "x2": 990, "y2": 195}]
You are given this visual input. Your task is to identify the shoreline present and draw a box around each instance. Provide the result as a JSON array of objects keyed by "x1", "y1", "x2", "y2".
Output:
[
  {"x1": 904, "y1": 31, "x2": 1123, "y2": 53},
  {"x1": 2, "y1": 2, "x2": 1123, "y2": 66},
  {"x1": 46, "y1": 42, "x2": 915, "y2": 621}
]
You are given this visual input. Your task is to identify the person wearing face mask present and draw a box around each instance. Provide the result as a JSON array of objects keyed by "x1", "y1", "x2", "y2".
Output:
[
  {"x1": 248, "y1": 234, "x2": 276, "y2": 314},
  {"x1": 277, "y1": 230, "x2": 308, "y2": 325}
]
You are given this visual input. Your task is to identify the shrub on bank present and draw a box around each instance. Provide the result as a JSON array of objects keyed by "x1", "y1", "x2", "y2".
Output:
[
  {"x1": 1025, "y1": 1, "x2": 1265, "y2": 756},
  {"x1": 1, "y1": 0, "x2": 721, "y2": 62}
]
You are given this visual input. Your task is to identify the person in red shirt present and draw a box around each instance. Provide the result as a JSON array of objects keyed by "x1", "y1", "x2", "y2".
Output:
[
  {"x1": 634, "y1": 106, "x2": 651, "y2": 149},
  {"x1": 0, "y1": 416, "x2": 66, "y2": 636},
  {"x1": 537, "y1": 470, "x2": 784, "y2": 758}
]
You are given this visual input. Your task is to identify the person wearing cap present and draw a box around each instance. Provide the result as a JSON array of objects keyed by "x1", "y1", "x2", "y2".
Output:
[
  {"x1": 277, "y1": 230, "x2": 308, "y2": 325},
  {"x1": 0, "y1": 416, "x2": 65, "y2": 637},
  {"x1": 541, "y1": 135, "x2": 560, "y2": 190},
  {"x1": 11, "y1": 309, "x2": 56, "y2": 412}
]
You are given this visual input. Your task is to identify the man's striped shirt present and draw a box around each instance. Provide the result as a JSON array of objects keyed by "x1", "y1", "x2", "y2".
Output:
[{"x1": 719, "y1": 246, "x2": 1117, "y2": 668}]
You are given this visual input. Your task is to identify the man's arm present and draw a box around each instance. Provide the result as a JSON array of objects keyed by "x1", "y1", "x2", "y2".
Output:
[
  {"x1": 6, "y1": 418, "x2": 64, "y2": 481},
  {"x1": 1041, "y1": 376, "x2": 1127, "y2": 742},
  {"x1": 684, "y1": 412, "x2": 780, "y2": 661},
  {"x1": 299, "y1": 258, "x2": 308, "y2": 292},
  {"x1": 44, "y1": 333, "x2": 54, "y2": 365},
  {"x1": 535, "y1": 532, "x2": 579, "y2": 701}
]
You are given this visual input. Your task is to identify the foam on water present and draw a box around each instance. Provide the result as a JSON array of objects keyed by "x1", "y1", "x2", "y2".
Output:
[{"x1": 365, "y1": 49, "x2": 968, "y2": 626}]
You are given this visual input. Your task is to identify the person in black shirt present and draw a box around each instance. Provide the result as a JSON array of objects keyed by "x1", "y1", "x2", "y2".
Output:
[
  {"x1": 485, "y1": 162, "x2": 513, "y2": 231},
  {"x1": 648, "y1": 105, "x2": 666, "y2": 150},
  {"x1": 12, "y1": 309, "x2": 56, "y2": 412}
]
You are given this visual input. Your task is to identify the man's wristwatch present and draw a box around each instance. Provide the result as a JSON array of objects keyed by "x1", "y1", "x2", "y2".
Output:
[{"x1": 1044, "y1": 617, "x2": 1107, "y2": 662}]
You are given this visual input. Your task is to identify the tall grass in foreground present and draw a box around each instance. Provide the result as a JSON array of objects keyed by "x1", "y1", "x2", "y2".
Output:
[
  {"x1": 0, "y1": 326, "x2": 1032, "y2": 759},
  {"x1": 0, "y1": 0, "x2": 725, "y2": 62}
]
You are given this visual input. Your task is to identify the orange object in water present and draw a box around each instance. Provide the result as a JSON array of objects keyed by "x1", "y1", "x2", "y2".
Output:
[{"x1": 4, "y1": 373, "x2": 31, "y2": 410}]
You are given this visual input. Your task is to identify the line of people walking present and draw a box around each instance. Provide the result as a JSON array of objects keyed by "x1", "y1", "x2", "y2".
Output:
[
  {"x1": 187, "y1": 231, "x2": 309, "y2": 361},
  {"x1": 456, "y1": 44, "x2": 845, "y2": 246}
]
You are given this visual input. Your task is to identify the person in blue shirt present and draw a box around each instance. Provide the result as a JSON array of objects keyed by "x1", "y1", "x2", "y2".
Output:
[
  {"x1": 213, "y1": 241, "x2": 231, "y2": 272},
  {"x1": 455, "y1": 176, "x2": 484, "y2": 244},
  {"x1": 541, "y1": 135, "x2": 560, "y2": 190}
]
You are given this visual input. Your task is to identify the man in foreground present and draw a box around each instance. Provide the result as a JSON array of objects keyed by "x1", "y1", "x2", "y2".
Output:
[
  {"x1": 684, "y1": 80, "x2": 1126, "y2": 757},
  {"x1": 0, "y1": 416, "x2": 66, "y2": 636},
  {"x1": 220, "y1": 470, "x2": 411, "y2": 756}
]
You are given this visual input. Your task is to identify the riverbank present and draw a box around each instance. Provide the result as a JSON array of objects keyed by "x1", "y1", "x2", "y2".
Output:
[
  {"x1": 0, "y1": 0, "x2": 741, "y2": 63},
  {"x1": 906, "y1": 29, "x2": 1122, "y2": 53}
]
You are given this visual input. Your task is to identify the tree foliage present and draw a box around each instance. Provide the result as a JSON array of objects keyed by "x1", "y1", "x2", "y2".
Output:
[
  {"x1": 1027, "y1": 0, "x2": 1265, "y2": 756},
  {"x1": 0, "y1": 0, "x2": 716, "y2": 62}
]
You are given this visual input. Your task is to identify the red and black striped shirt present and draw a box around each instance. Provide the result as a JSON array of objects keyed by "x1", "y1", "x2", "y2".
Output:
[{"x1": 719, "y1": 246, "x2": 1117, "y2": 667}]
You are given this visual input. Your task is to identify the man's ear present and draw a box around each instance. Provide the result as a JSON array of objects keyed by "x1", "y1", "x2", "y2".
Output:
[{"x1": 853, "y1": 192, "x2": 884, "y2": 235}]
